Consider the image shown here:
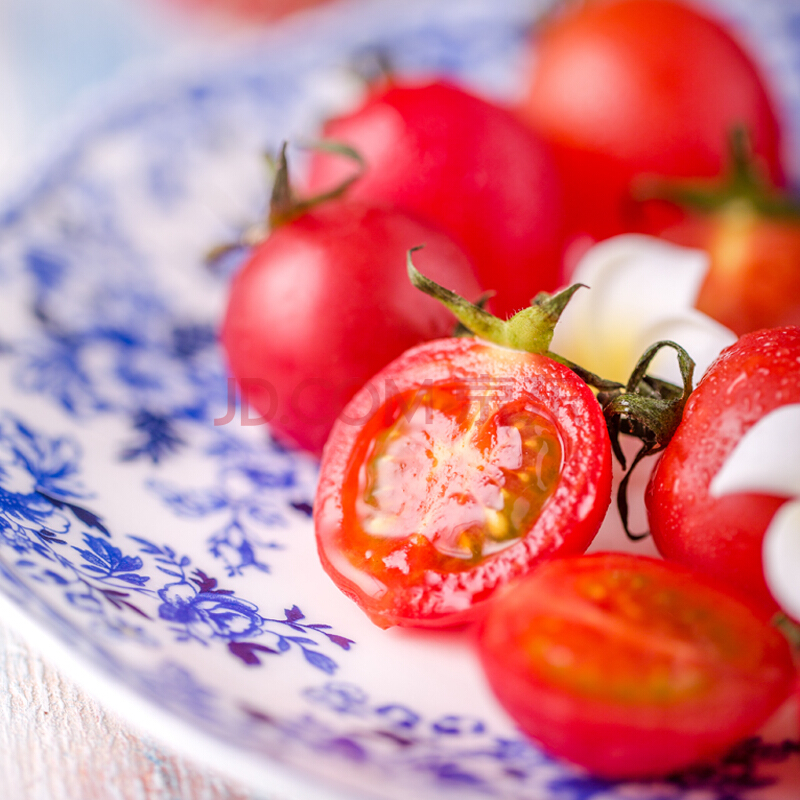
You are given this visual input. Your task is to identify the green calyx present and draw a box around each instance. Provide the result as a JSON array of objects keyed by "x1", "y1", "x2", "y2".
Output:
[
  {"x1": 206, "y1": 140, "x2": 365, "y2": 266},
  {"x1": 408, "y1": 249, "x2": 696, "y2": 541},
  {"x1": 407, "y1": 248, "x2": 582, "y2": 355},
  {"x1": 635, "y1": 126, "x2": 800, "y2": 220},
  {"x1": 773, "y1": 613, "x2": 800, "y2": 652},
  {"x1": 269, "y1": 140, "x2": 366, "y2": 228}
]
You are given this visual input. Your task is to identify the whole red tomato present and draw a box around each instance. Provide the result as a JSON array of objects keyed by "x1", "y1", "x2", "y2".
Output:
[
  {"x1": 646, "y1": 327, "x2": 800, "y2": 611},
  {"x1": 518, "y1": 0, "x2": 785, "y2": 242},
  {"x1": 314, "y1": 336, "x2": 612, "y2": 629},
  {"x1": 658, "y1": 209, "x2": 800, "y2": 336},
  {"x1": 305, "y1": 80, "x2": 566, "y2": 319},
  {"x1": 220, "y1": 202, "x2": 481, "y2": 456},
  {"x1": 477, "y1": 553, "x2": 796, "y2": 779}
]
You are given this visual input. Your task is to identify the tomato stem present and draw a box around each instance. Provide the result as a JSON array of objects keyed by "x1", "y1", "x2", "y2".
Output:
[
  {"x1": 603, "y1": 341, "x2": 695, "y2": 540},
  {"x1": 269, "y1": 140, "x2": 367, "y2": 228},
  {"x1": 545, "y1": 351, "x2": 624, "y2": 392},
  {"x1": 557, "y1": 341, "x2": 695, "y2": 541}
]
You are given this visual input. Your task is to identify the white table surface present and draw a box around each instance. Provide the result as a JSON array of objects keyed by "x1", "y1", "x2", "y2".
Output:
[{"x1": 0, "y1": 621, "x2": 280, "y2": 800}]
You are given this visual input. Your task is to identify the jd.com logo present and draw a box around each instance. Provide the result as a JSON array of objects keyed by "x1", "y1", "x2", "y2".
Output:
[{"x1": 213, "y1": 375, "x2": 520, "y2": 428}]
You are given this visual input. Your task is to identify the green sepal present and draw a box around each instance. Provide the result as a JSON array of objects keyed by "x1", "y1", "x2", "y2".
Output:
[
  {"x1": 269, "y1": 140, "x2": 366, "y2": 228},
  {"x1": 773, "y1": 612, "x2": 800, "y2": 652},
  {"x1": 635, "y1": 126, "x2": 800, "y2": 219},
  {"x1": 407, "y1": 248, "x2": 582, "y2": 355},
  {"x1": 206, "y1": 140, "x2": 365, "y2": 267},
  {"x1": 452, "y1": 293, "x2": 494, "y2": 337}
]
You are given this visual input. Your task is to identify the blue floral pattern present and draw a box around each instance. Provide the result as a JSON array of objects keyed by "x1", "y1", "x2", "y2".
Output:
[
  {"x1": 0, "y1": 413, "x2": 90, "y2": 548},
  {"x1": 0, "y1": 1, "x2": 797, "y2": 798},
  {"x1": 0, "y1": 413, "x2": 352, "y2": 669},
  {"x1": 13, "y1": 278, "x2": 223, "y2": 462},
  {"x1": 147, "y1": 436, "x2": 315, "y2": 577}
]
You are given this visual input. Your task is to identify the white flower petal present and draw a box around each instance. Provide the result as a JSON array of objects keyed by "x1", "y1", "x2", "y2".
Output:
[
  {"x1": 762, "y1": 500, "x2": 800, "y2": 619},
  {"x1": 550, "y1": 234, "x2": 731, "y2": 385},
  {"x1": 573, "y1": 233, "x2": 709, "y2": 314},
  {"x1": 710, "y1": 404, "x2": 800, "y2": 499}
]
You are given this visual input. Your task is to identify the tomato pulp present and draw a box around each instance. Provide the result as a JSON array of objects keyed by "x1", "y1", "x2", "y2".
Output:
[
  {"x1": 314, "y1": 337, "x2": 612, "y2": 628},
  {"x1": 478, "y1": 553, "x2": 796, "y2": 779}
]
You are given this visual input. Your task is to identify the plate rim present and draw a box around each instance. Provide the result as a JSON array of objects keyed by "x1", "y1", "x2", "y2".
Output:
[{"x1": 0, "y1": 1, "x2": 797, "y2": 798}]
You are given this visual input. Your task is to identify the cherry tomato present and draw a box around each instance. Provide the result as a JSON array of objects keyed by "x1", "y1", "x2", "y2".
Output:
[
  {"x1": 305, "y1": 80, "x2": 567, "y2": 319},
  {"x1": 518, "y1": 0, "x2": 785, "y2": 242},
  {"x1": 658, "y1": 210, "x2": 800, "y2": 336},
  {"x1": 157, "y1": 0, "x2": 329, "y2": 24},
  {"x1": 314, "y1": 336, "x2": 612, "y2": 629},
  {"x1": 646, "y1": 327, "x2": 800, "y2": 611},
  {"x1": 477, "y1": 552, "x2": 796, "y2": 779},
  {"x1": 220, "y1": 202, "x2": 481, "y2": 456},
  {"x1": 634, "y1": 130, "x2": 800, "y2": 336}
]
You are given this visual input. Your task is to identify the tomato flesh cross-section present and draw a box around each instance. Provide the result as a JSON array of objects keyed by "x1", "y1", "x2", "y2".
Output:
[
  {"x1": 354, "y1": 385, "x2": 563, "y2": 578},
  {"x1": 314, "y1": 337, "x2": 612, "y2": 628}
]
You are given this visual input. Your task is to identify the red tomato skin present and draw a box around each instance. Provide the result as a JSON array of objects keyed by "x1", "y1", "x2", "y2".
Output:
[
  {"x1": 477, "y1": 553, "x2": 796, "y2": 779},
  {"x1": 646, "y1": 327, "x2": 800, "y2": 611},
  {"x1": 158, "y1": 0, "x2": 328, "y2": 23},
  {"x1": 314, "y1": 337, "x2": 612, "y2": 629},
  {"x1": 220, "y1": 202, "x2": 481, "y2": 456},
  {"x1": 519, "y1": 0, "x2": 785, "y2": 242},
  {"x1": 305, "y1": 81, "x2": 567, "y2": 319},
  {"x1": 655, "y1": 211, "x2": 800, "y2": 336}
]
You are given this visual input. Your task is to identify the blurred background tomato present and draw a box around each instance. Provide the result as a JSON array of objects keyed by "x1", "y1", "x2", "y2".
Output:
[{"x1": 159, "y1": 0, "x2": 331, "y2": 24}]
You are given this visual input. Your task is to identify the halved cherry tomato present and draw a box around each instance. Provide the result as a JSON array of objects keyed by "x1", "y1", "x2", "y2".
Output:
[
  {"x1": 314, "y1": 336, "x2": 612, "y2": 629},
  {"x1": 220, "y1": 201, "x2": 481, "y2": 456},
  {"x1": 306, "y1": 80, "x2": 566, "y2": 319},
  {"x1": 646, "y1": 327, "x2": 800, "y2": 611},
  {"x1": 477, "y1": 552, "x2": 796, "y2": 779},
  {"x1": 518, "y1": 0, "x2": 785, "y2": 242}
]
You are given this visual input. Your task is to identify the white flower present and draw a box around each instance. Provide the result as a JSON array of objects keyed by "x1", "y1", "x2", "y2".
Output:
[
  {"x1": 550, "y1": 234, "x2": 736, "y2": 386},
  {"x1": 710, "y1": 404, "x2": 800, "y2": 619},
  {"x1": 550, "y1": 235, "x2": 737, "y2": 555}
]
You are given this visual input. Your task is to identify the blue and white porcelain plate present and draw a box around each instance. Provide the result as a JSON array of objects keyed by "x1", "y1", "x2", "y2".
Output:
[{"x1": 0, "y1": 1, "x2": 798, "y2": 798}]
